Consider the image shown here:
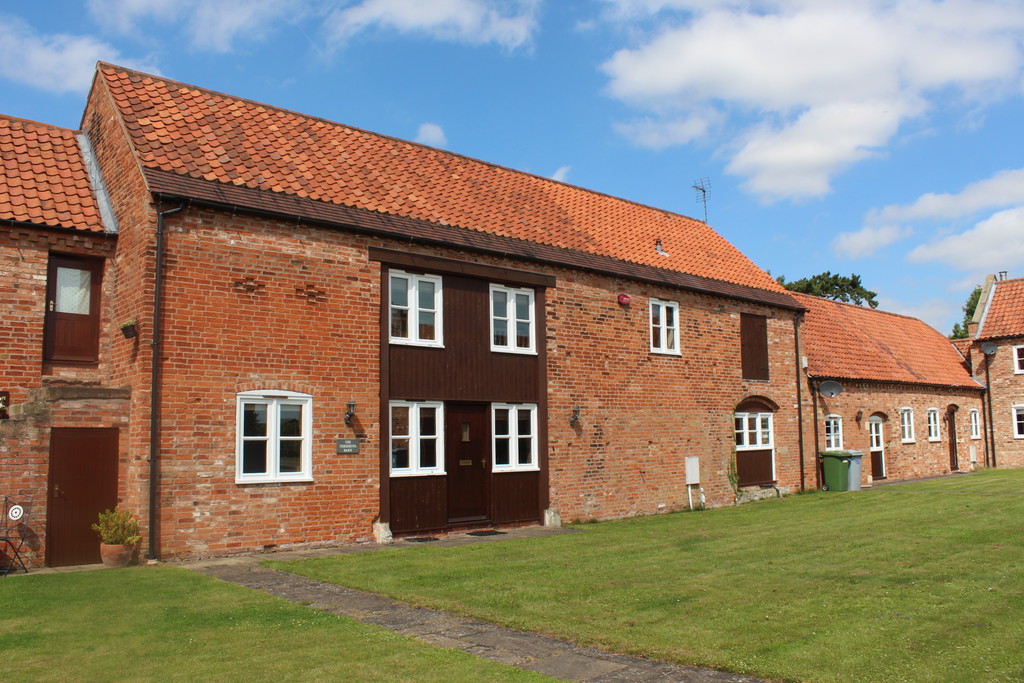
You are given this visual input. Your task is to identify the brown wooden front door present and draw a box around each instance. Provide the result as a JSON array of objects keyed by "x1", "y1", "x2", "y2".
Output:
[
  {"x1": 947, "y1": 409, "x2": 959, "y2": 470},
  {"x1": 47, "y1": 428, "x2": 119, "y2": 566},
  {"x1": 445, "y1": 403, "x2": 490, "y2": 524},
  {"x1": 44, "y1": 255, "x2": 104, "y2": 363}
]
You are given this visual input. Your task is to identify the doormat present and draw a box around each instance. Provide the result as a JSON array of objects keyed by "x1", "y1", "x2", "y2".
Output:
[
  {"x1": 405, "y1": 536, "x2": 439, "y2": 543},
  {"x1": 466, "y1": 530, "x2": 506, "y2": 537}
]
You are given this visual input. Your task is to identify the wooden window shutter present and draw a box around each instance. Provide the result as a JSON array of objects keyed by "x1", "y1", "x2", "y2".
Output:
[{"x1": 740, "y1": 313, "x2": 769, "y2": 381}]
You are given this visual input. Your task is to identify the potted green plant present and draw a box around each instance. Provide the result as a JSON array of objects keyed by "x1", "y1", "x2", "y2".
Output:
[
  {"x1": 91, "y1": 508, "x2": 141, "y2": 568},
  {"x1": 118, "y1": 319, "x2": 138, "y2": 339}
]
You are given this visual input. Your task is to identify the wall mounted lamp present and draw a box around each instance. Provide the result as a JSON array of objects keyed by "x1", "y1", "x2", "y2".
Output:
[
  {"x1": 855, "y1": 410, "x2": 864, "y2": 423},
  {"x1": 569, "y1": 406, "x2": 581, "y2": 426},
  {"x1": 345, "y1": 400, "x2": 357, "y2": 425}
]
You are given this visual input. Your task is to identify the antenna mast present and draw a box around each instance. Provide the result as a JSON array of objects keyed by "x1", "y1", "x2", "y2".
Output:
[{"x1": 692, "y1": 178, "x2": 709, "y2": 223}]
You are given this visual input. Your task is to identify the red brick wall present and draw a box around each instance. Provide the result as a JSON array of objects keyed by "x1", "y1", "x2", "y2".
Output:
[
  {"x1": 802, "y1": 379, "x2": 986, "y2": 487},
  {"x1": 973, "y1": 339, "x2": 1024, "y2": 468}
]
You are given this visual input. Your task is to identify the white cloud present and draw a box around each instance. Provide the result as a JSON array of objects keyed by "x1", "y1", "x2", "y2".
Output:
[
  {"x1": 908, "y1": 207, "x2": 1024, "y2": 271},
  {"x1": 87, "y1": 0, "x2": 305, "y2": 53},
  {"x1": 551, "y1": 165, "x2": 571, "y2": 182},
  {"x1": 613, "y1": 113, "x2": 714, "y2": 149},
  {"x1": 876, "y1": 295, "x2": 954, "y2": 333},
  {"x1": 415, "y1": 122, "x2": 448, "y2": 147},
  {"x1": 324, "y1": 0, "x2": 540, "y2": 49},
  {"x1": 870, "y1": 168, "x2": 1024, "y2": 224},
  {"x1": 833, "y1": 224, "x2": 915, "y2": 260},
  {"x1": 0, "y1": 15, "x2": 141, "y2": 94},
  {"x1": 600, "y1": 1, "x2": 1024, "y2": 201}
]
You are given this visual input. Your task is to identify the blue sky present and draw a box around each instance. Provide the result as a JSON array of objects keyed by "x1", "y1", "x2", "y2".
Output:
[{"x1": 3, "y1": 0, "x2": 1023, "y2": 334}]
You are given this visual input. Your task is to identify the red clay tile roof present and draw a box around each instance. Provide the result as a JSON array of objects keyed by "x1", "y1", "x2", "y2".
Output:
[
  {"x1": 977, "y1": 277, "x2": 1024, "y2": 339},
  {"x1": 794, "y1": 292, "x2": 979, "y2": 388},
  {"x1": 0, "y1": 115, "x2": 104, "y2": 232},
  {"x1": 950, "y1": 338, "x2": 973, "y2": 358},
  {"x1": 95, "y1": 63, "x2": 787, "y2": 295}
]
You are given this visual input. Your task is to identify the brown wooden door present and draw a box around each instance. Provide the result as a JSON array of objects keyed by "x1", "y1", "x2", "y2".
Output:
[
  {"x1": 446, "y1": 403, "x2": 490, "y2": 524},
  {"x1": 947, "y1": 409, "x2": 959, "y2": 470},
  {"x1": 47, "y1": 428, "x2": 119, "y2": 566},
  {"x1": 44, "y1": 255, "x2": 104, "y2": 363}
]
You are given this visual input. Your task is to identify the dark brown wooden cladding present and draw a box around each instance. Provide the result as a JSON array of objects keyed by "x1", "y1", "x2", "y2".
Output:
[
  {"x1": 740, "y1": 313, "x2": 770, "y2": 381},
  {"x1": 390, "y1": 275, "x2": 541, "y2": 402},
  {"x1": 492, "y1": 471, "x2": 541, "y2": 524},
  {"x1": 736, "y1": 448, "x2": 774, "y2": 486},
  {"x1": 389, "y1": 477, "x2": 447, "y2": 533}
]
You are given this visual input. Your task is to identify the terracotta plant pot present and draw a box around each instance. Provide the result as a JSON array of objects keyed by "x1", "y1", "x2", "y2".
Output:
[{"x1": 99, "y1": 543, "x2": 134, "y2": 568}]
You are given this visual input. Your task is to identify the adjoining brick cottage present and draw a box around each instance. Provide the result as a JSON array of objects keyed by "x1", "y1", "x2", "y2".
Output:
[
  {"x1": 959, "y1": 273, "x2": 1024, "y2": 469},
  {"x1": 794, "y1": 292, "x2": 986, "y2": 487},
  {"x1": 2, "y1": 63, "x2": 807, "y2": 565}
]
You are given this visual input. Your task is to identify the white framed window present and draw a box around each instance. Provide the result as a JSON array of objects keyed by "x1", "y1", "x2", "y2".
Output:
[
  {"x1": 650, "y1": 298, "x2": 680, "y2": 355},
  {"x1": 900, "y1": 408, "x2": 915, "y2": 443},
  {"x1": 1014, "y1": 345, "x2": 1024, "y2": 374},
  {"x1": 824, "y1": 414, "x2": 843, "y2": 450},
  {"x1": 389, "y1": 401, "x2": 445, "y2": 476},
  {"x1": 1014, "y1": 406, "x2": 1024, "y2": 439},
  {"x1": 970, "y1": 409, "x2": 981, "y2": 439},
  {"x1": 236, "y1": 390, "x2": 313, "y2": 483},
  {"x1": 389, "y1": 271, "x2": 443, "y2": 347},
  {"x1": 734, "y1": 411, "x2": 773, "y2": 449},
  {"x1": 869, "y1": 419, "x2": 884, "y2": 451},
  {"x1": 490, "y1": 284, "x2": 535, "y2": 354},
  {"x1": 927, "y1": 408, "x2": 940, "y2": 442},
  {"x1": 492, "y1": 403, "x2": 539, "y2": 472}
]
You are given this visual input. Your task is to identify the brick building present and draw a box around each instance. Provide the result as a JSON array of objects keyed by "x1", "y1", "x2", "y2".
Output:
[
  {"x1": 2, "y1": 64, "x2": 811, "y2": 566},
  {"x1": 794, "y1": 292, "x2": 986, "y2": 487},
  {"x1": 961, "y1": 274, "x2": 1024, "y2": 469}
]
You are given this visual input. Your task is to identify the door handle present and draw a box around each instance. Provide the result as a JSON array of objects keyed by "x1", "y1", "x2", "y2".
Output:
[{"x1": 49, "y1": 300, "x2": 55, "y2": 312}]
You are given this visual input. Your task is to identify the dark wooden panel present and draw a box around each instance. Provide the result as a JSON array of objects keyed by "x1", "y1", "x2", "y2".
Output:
[
  {"x1": 492, "y1": 471, "x2": 541, "y2": 524},
  {"x1": 740, "y1": 313, "x2": 769, "y2": 381},
  {"x1": 391, "y1": 275, "x2": 540, "y2": 402},
  {"x1": 870, "y1": 450, "x2": 885, "y2": 479},
  {"x1": 47, "y1": 427, "x2": 119, "y2": 566},
  {"x1": 446, "y1": 403, "x2": 490, "y2": 523},
  {"x1": 389, "y1": 477, "x2": 447, "y2": 534},
  {"x1": 736, "y1": 449, "x2": 774, "y2": 487}
]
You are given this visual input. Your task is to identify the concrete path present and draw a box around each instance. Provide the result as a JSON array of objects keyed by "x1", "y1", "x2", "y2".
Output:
[{"x1": 185, "y1": 528, "x2": 762, "y2": 683}]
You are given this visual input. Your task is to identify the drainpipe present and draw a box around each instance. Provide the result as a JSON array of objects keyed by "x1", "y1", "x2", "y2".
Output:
[
  {"x1": 809, "y1": 375, "x2": 821, "y2": 490},
  {"x1": 793, "y1": 313, "x2": 806, "y2": 491},
  {"x1": 148, "y1": 201, "x2": 184, "y2": 562},
  {"x1": 984, "y1": 356, "x2": 997, "y2": 469}
]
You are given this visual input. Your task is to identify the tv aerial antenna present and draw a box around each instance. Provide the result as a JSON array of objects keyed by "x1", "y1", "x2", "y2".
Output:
[{"x1": 692, "y1": 178, "x2": 709, "y2": 223}]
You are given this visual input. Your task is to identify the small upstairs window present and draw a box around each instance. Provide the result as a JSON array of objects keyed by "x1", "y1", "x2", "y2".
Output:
[
  {"x1": 390, "y1": 271, "x2": 443, "y2": 347},
  {"x1": 490, "y1": 284, "x2": 535, "y2": 354},
  {"x1": 1014, "y1": 345, "x2": 1024, "y2": 374},
  {"x1": 650, "y1": 298, "x2": 680, "y2": 355}
]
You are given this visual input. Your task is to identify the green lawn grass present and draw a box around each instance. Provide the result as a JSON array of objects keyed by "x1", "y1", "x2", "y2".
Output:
[
  {"x1": 271, "y1": 470, "x2": 1024, "y2": 682},
  {"x1": 0, "y1": 566, "x2": 551, "y2": 682}
]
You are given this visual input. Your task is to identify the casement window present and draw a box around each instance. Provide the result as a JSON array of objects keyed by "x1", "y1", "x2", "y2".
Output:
[
  {"x1": 869, "y1": 417, "x2": 886, "y2": 480},
  {"x1": 733, "y1": 401, "x2": 776, "y2": 486},
  {"x1": 492, "y1": 403, "x2": 538, "y2": 472},
  {"x1": 1014, "y1": 346, "x2": 1024, "y2": 374},
  {"x1": 650, "y1": 298, "x2": 680, "y2": 355},
  {"x1": 389, "y1": 271, "x2": 443, "y2": 347},
  {"x1": 44, "y1": 254, "x2": 104, "y2": 363},
  {"x1": 740, "y1": 313, "x2": 769, "y2": 381},
  {"x1": 490, "y1": 284, "x2": 535, "y2": 354},
  {"x1": 390, "y1": 401, "x2": 445, "y2": 476},
  {"x1": 970, "y1": 409, "x2": 981, "y2": 439},
  {"x1": 869, "y1": 420, "x2": 884, "y2": 451},
  {"x1": 236, "y1": 390, "x2": 313, "y2": 483},
  {"x1": 927, "y1": 408, "x2": 941, "y2": 442},
  {"x1": 1014, "y1": 406, "x2": 1024, "y2": 439},
  {"x1": 824, "y1": 415, "x2": 843, "y2": 450},
  {"x1": 900, "y1": 408, "x2": 915, "y2": 443}
]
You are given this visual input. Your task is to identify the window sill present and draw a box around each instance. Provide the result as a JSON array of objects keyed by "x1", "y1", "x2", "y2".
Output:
[
  {"x1": 493, "y1": 466, "x2": 541, "y2": 474},
  {"x1": 928, "y1": 438, "x2": 941, "y2": 443},
  {"x1": 491, "y1": 347, "x2": 538, "y2": 356},
  {"x1": 389, "y1": 339, "x2": 445, "y2": 349},
  {"x1": 390, "y1": 470, "x2": 447, "y2": 478},
  {"x1": 235, "y1": 477, "x2": 314, "y2": 485},
  {"x1": 650, "y1": 349, "x2": 682, "y2": 356},
  {"x1": 901, "y1": 440, "x2": 916, "y2": 444}
]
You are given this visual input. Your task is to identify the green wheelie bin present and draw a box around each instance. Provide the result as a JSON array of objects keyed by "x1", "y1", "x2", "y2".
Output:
[{"x1": 820, "y1": 451, "x2": 851, "y2": 491}]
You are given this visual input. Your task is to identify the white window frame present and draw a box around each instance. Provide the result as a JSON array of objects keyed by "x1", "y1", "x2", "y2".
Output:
[
  {"x1": 489, "y1": 284, "x2": 536, "y2": 354},
  {"x1": 734, "y1": 412, "x2": 774, "y2": 450},
  {"x1": 927, "y1": 408, "x2": 941, "y2": 442},
  {"x1": 869, "y1": 418, "x2": 886, "y2": 479},
  {"x1": 1014, "y1": 345, "x2": 1024, "y2": 374},
  {"x1": 649, "y1": 298, "x2": 681, "y2": 355},
  {"x1": 1014, "y1": 405, "x2": 1024, "y2": 439},
  {"x1": 389, "y1": 401, "x2": 445, "y2": 477},
  {"x1": 491, "y1": 403, "x2": 539, "y2": 472},
  {"x1": 389, "y1": 271, "x2": 443, "y2": 347},
  {"x1": 969, "y1": 409, "x2": 981, "y2": 440},
  {"x1": 824, "y1": 414, "x2": 843, "y2": 450},
  {"x1": 900, "y1": 408, "x2": 915, "y2": 443},
  {"x1": 235, "y1": 390, "x2": 313, "y2": 484}
]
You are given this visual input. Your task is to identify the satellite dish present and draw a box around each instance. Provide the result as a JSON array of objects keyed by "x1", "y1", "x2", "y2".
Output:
[
  {"x1": 981, "y1": 342, "x2": 998, "y2": 355},
  {"x1": 818, "y1": 380, "x2": 844, "y2": 398}
]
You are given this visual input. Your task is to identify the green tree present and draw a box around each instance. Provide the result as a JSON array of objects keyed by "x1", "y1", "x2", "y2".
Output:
[
  {"x1": 950, "y1": 285, "x2": 982, "y2": 339},
  {"x1": 776, "y1": 271, "x2": 879, "y2": 308}
]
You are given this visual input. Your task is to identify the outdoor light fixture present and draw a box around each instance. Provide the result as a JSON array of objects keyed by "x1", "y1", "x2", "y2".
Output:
[
  {"x1": 856, "y1": 410, "x2": 864, "y2": 423},
  {"x1": 569, "y1": 406, "x2": 581, "y2": 426},
  {"x1": 345, "y1": 400, "x2": 357, "y2": 425}
]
